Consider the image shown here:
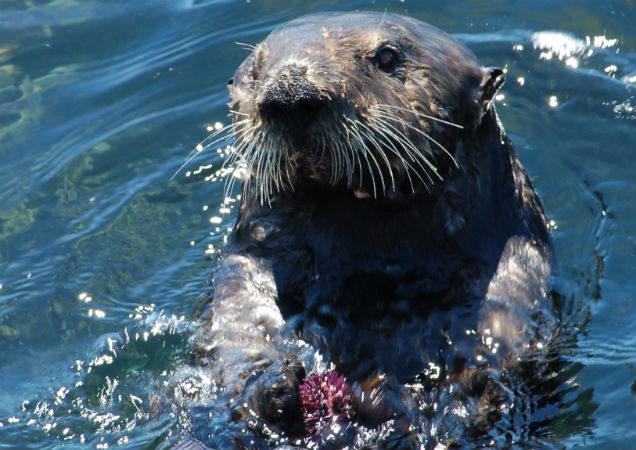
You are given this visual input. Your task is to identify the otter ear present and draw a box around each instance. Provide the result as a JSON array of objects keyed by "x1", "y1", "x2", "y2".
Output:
[{"x1": 478, "y1": 67, "x2": 505, "y2": 108}]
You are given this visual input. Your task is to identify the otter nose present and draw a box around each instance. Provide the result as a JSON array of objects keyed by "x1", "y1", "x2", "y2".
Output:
[{"x1": 259, "y1": 66, "x2": 326, "y2": 130}]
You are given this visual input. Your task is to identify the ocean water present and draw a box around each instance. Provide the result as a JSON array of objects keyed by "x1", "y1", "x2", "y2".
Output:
[{"x1": 0, "y1": 1, "x2": 634, "y2": 449}]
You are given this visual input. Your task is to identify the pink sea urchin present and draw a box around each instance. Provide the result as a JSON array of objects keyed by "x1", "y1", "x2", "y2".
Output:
[{"x1": 299, "y1": 370, "x2": 354, "y2": 437}]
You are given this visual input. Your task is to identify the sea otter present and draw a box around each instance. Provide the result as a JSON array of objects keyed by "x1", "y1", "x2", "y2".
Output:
[{"x1": 189, "y1": 11, "x2": 556, "y2": 449}]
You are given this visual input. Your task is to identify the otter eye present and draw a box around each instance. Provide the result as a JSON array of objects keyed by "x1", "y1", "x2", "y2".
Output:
[{"x1": 375, "y1": 46, "x2": 400, "y2": 72}]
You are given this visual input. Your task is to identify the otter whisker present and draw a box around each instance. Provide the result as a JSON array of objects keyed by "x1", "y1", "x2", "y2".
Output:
[
  {"x1": 371, "y1": 114, "x2": 440, "y2": 183},
  {"x1": 334, "y1": 128, "x2": 354, "y2": 186},
  {"x1": 375, "y1": 104, "x2": 463, "y2": 129},
  {"x1": 171, "y1": 149, "x2": 202, "y2": 182},
  {"x1": 344, "y1": 132, "x2": 356, "y2": 185},
  {"x1": 376, "y1": 110, "x2": 445, "y2": 173},
  {"x1": 274, "y1": 137, "x2": 288, "y2": 192},
  {"x1": 369, "y1": 116, "x2": 420, "y2": 173},
  {"x1": 260, "y1": 140, "x2": 273, "y2": 203},
  {"x1": 170, "y1": 120, "x2": 245, "y2": 182},
  {"x1": 241, "y1": 130, "x2": 265, "y2": 176},
  {"x1": 357, "y1": 126, "x2": 387, "y2": 196},
  {"x1": 377, "y1": 109, "x2": 459, "y2": 169},
  {"x1": 224, "y1": 124, "x2": 261, "y2": 201},
  {"x1": 342, "y1": 117, "x2": 364, "y2": 187},
  {"x1": 282, "y1": 143, "x2": 294, "y2": 191},
  {"x1": 233, "y1": 119, "x2": 259, "y2": 137},
  {"x1": 314, "y1": 134, "x2": 333, "y2": 183},
  {"x1": 217, "y1": 122, "x2": 255, "y2": 181},
  {"x1": 345, "y1": 116, "x2": 390, "y2": 196},
  {"x1": 367, "y1": 118, "x2": 421, "y2": 193},
  {"x1": 229, "y1": 109, "x2": 250, "y2": 117},
  {"x1": 345, "y1": 117, "x2": 380, "y2": 197},
  {"x1": 270, "y1": 135, "x2": 281, "y2": 193},
  {"x1": 236, "y1": 139, "x2": 258, "y2": 198},
  {"x1": 324, "y1": 133, "x2": 339, "y2": 184},
  {"x1": 399, "y1": 118, "x2": 458, "y2": 169},
  {"x1": 334, "y1": 133, "x2": 347, "y2": 184},
  {"x1": 227, "y1": 123, "x2": 257, "y2": 165},
  {"x1": 342, "y1": 120, "x2": 365, "y2": 188},
  {"x1": 201, "y1": 120, "x2": 243, "y2": 146},
  {"x1": 224, "y1": 151, "x2": 247, "y2": 204},
  {"x1": 375, "y1": 9, "x2": 388, "y2": 34},
  {"x1": 357, "y1": 120, "x2": 397, "y2": 191},
  {"x1": 336, "y1": 129, "x2": 356, "y2": 186},
  {"x1": 258, "y1": 135, "x2": 278, "y2": 204},
  {"x1": 234, "y1": 41, "x2": 257, "y2": 51},
  {"x1": 327, "y1": 135, "x2": 336, "y2": 184},
  {"x1": 332, "y1": 137, "x2": 343, "y2": 185},
  {"x1": 199, "y1": 129, "x2": 234, "y2": 152},
  {"x1": 316, "y1": 136, "x2": 330, "y2": 182},
  {"x1": 229, "y1": 124, "x2": 260, "y2": 174},
  {"x1": 374, "y1": 121, "x2": 435, "y2": 189},
  {"x1": 268, "y1": 141, "x2": 280, "y2": 202},
  {"x1": 277, "y1": 134, "x2": 295, "y2": 196}
]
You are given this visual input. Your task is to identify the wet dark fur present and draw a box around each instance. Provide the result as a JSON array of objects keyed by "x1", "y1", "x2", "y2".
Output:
[{"x1": 191, "y1": 11, "x2": 556, "y2": 449}]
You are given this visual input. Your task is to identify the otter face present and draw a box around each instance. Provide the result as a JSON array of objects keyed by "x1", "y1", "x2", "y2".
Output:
[{"x1": 227, "y1": 12, "x2": 503, "y2": 203}]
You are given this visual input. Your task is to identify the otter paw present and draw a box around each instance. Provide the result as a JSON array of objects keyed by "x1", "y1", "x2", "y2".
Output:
[
  {"x1": 353, "y1": 373, "x2": 416, "y2": 428},
  {"x1": 247, "y1": 361, "x2": 306, "y2": 435}
]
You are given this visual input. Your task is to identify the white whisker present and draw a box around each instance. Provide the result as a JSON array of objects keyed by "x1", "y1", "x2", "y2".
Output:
[
  {"x1": 375, "y1": 104, "x2": 463, "y2": 129},
  {"x1": 371, "y1": 113, "x2": 440, "y2": 182},
  {"x1": 357, "y1": 120, "x2": 396, "y2": 191}
]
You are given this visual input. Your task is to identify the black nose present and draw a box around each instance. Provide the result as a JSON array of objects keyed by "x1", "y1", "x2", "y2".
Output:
[{"x1": 259, "y1": 66, "x2": 326, "y2": 130}]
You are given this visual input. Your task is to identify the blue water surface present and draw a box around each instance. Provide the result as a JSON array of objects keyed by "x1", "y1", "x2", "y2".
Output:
[{"x1": 0, "y1": 0, "x2": 634, "y2": 449}]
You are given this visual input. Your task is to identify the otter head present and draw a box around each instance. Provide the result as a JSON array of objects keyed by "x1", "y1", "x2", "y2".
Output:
[{"x1": 227, "y1": 12, "x2": 505, "y2": 203}]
